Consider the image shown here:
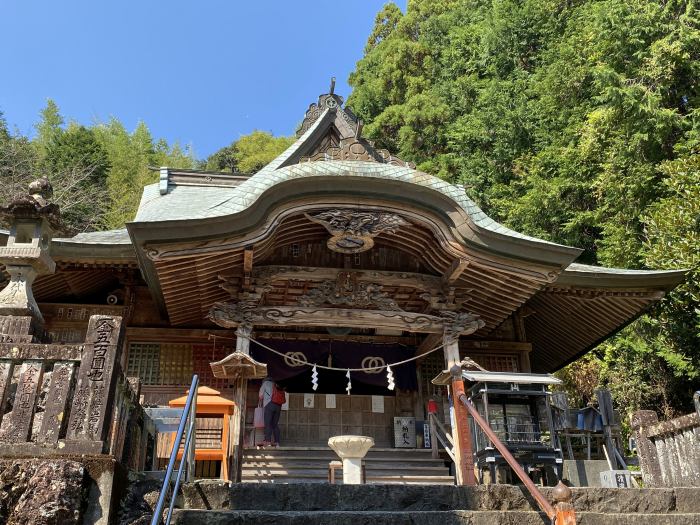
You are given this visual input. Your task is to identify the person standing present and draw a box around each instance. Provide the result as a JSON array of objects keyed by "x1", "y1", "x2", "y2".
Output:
[{"x1": 259, "y1": 377, "x2": 284, "y2": 446}]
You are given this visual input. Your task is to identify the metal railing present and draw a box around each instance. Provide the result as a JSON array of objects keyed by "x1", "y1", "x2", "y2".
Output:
[
  {"x1": 459, "y1": 393, "x2": 576, "y2": 524},
  {"x1": 429, "y1": 412, "x2": 456, "y2": 462},
  {"x1": 150, "y1": 375, "x2": 199, "y2": 525}
]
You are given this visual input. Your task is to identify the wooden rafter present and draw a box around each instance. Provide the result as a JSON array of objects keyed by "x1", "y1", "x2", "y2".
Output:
[
  {"x1": 443, "y1": 258, "x2": 469, "y2": 285},
  {"x1": 243, "y1": 247, "x2": 254, "y2": 291},
  {"x1": 415, "y1": 333, "x2": 443, "y2": 358}
]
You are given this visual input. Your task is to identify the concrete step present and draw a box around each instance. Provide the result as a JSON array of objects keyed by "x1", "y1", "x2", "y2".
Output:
[
  {"x1": 241, "y1": 446, "x2": 452, "y2": 485},
  {"x1": 243, "y1": 469, "x2": 452, "y2": 479},
  {"x1": 171, "y1": 509, "x2": 700, "y2": 525},
  {"x1": 241, "y1": 472, "x2": 455, "y2": 485},
  {"x1": 243, "y1": 453, "x2": 443, "y2": 463},
  {"x1": 243, "y1": 462, "x2": 449, "y2": 472},
  {"x1": 244, "y1": 446, "x2": 434, "y2": 457}
]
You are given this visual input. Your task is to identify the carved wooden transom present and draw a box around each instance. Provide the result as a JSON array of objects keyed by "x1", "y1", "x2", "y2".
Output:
[
  {"x1": 298, "y1": 272, "x2": 402, "y2": 311},
  {"x1": 305, "y1": 209, "x2": 410, "y2": 254}
]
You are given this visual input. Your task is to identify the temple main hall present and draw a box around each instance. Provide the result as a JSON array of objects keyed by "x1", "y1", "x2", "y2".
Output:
[{"x1": 2, "y1": 86, "x2": 684, "y2": 484}]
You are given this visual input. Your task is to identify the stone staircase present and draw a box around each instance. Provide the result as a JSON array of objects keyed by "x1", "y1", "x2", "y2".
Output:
[
  {"x1": 241, "y1": 446, "x2": 455, "y2": 484},
  {"x1": 172, "y1": 483, "x2": 700, "y2": 524}
]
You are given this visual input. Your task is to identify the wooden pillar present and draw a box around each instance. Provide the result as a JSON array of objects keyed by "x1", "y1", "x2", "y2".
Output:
[
  {"x1": 221, "y1": 412, "x2": 230, "y2": 482},
  {"x1": 443, "y1": 335, "x2": 476, "y2": 486},
  {"x1": 231, "y1": 322, "x2": 252, "y2": 482}
]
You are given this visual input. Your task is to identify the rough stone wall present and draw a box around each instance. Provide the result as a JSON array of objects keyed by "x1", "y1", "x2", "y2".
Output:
[
  {"x1": 0, "y1": 459, "x2": 84, "y2": 525},
  {"x1": 117, "y1": 473, "x2": 162, "y2": 525},
  {"x1": 632, "y1": 409, "x2": 700, "y2": 487}
]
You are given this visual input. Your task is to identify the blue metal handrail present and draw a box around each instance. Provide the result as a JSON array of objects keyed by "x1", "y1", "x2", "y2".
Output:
[{"x1": 150, "y1": 375, "x2": 199, "y2": 525}]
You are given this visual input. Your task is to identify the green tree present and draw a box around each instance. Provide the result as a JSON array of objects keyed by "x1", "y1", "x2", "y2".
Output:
[
  {"x1": 42, "y1": 123, "x2": 111, "y2": 232},
  {"x1": 205, "y1": 131, "x2": 293, "y2": 173},
  {"x1": 93, "y1": 119, "x2": 195, "y2": 229},
  {"x1": 350, "y1": 0, "x2": 700, "y2": 417},
  {"x1": 203, "y1": 143, "x2": 238, "y2": 172},
  {"x1": 34, "y1": 99, "x2": 64, "y2": 159}
]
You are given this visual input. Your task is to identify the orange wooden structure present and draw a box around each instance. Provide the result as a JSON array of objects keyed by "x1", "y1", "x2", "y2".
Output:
[{"x1": 169, "y1": 385, "x2": 236, "y2": 481}]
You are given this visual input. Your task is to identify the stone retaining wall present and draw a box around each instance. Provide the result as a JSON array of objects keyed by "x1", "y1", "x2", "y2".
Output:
[{"x1": 632, "y1": 409, "x2": 700, "y2": 487}]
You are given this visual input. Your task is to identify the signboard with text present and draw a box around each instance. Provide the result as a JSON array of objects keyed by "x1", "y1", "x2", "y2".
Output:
[{"x1": 393, "y1": 416, "x2": 416, "y2": 448}]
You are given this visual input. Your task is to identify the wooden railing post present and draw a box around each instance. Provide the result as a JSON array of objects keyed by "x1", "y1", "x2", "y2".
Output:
[
  {"x1": 553, "y1": 482, "x2": 576, "y2": 525},
  {"x1": 429, "y1": 414, "x2": 439, "y2": 459},
  {"x1": 450, "y1": 365, "x2": 476, "y2": 486}
]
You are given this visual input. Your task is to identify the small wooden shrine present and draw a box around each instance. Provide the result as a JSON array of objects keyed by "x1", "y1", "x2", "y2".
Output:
[{"x1": 168, "y1": 386, "x2": 236, "y2": 481}]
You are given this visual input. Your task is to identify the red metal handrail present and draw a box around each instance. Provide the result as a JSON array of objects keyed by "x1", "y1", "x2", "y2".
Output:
[{"x1": 458, "y1": 393, "x2": 576, "y2": 524}]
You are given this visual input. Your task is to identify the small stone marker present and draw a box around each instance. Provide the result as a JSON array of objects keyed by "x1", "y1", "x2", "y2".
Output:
[
  {"x1": 5, "y1": 361, "x2": 43, "y2": 442},
  {"x1": 39, "y1": 361, "x2": 76, "y2": 444},
  {"x1": 66, "y1": 315, "x2": 123, "y2": 445},
  {"x1": 0, "y1": 361, "x2": 13, "y2": 426}
]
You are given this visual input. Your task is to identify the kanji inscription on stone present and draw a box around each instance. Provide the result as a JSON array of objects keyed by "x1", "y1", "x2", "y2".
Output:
[
  {"x1": 0, "y1": 361, "x2": 14, "y2": 427},
  {"x1": 4, "y1": 361, "x2": 43, "y2": 443},
  {"x1": 66, "y1": 315, "x2": 123, "y2": 444},
  {"x1": 38, "y1": 361, "x2": 75, "y2": 444}
]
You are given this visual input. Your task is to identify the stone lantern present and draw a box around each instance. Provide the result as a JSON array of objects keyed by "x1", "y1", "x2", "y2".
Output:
[{"x1": 0, "y1": 178, "x2": 60, "y2": 327}]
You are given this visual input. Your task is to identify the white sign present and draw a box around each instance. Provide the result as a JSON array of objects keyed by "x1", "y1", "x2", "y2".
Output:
[
  {"x1": 371, "y1": 395, "x2": 384, "y2": 413},
  {"x1": 281, "y1": 396, "x2": 289, "y2": 411},
  {"x1": 600, "y1": 470, "x2": 632, "y2": 488},
  {"x1": 393, "y1": 417, "x2": 416, "y2": 448},
  {"x1": 325, "y1": 394, "x2": 336, "y2": 409},
  {"x1": 303, "y1": 393, "x2": 315, "y2": 408},
  {"x1": 423, "y1": 421, "x2": 431, "y2": 448}
]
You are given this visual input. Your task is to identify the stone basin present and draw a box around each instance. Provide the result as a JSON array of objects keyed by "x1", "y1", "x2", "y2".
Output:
[
  {"x1": 328, "y1": 435, "x2": 375, "y2": 459},
  {"x1": 328, "y1": 435, "x2": 375, "y2": 484}
]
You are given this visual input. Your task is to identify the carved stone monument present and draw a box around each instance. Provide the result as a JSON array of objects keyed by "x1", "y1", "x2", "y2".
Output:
[{"x1": 66, "y1": 315, "x2": 124, "y2": 450}]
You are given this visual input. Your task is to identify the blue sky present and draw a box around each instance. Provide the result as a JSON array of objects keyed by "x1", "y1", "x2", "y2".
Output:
[{"x1": 0, "y1": 1, "x2": 405, "y2": 158}]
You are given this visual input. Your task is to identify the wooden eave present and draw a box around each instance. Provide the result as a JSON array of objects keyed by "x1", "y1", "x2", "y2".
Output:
[
  {"x1": 525, "y1": 285, "x2": 675, "y2": 372},
  {"x1": 145, "y1": 208, "x2": 557, "y2": 328},
  {"x1": 127, "y1": 179, "x2": 580, "y2": 321}
]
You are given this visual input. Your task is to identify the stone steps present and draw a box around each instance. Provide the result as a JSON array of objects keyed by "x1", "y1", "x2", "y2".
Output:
[
  {"x1": 172, "y1": 483, "x2": 700, "y2": 525},
  {"x1": 171, "y1": 509, "x2": 700, "y2": 525},
  {"x1": 241, "y1": 446, "x2": 453, "y2": 485},
  {"x1": 244, "y1": 454, "x2": 441, "y2": 463},
  {"x1": 182, "y1": 481, "x2": 700, "y2": 512},
  {"x1": 243, "y1": 446, "x2": 446, "y2": 458},
  {"x1": 243, "y1": 463, "x2": 450, "y2": 473}
]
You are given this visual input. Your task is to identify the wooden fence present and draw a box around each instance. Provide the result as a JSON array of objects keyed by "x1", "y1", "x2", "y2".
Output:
[
  {"x1": 631, "y1": 409, "x2": 700, "y2": 487},
  {"x1": 0, "y1": 314, "x2": 152, "y2": 470}
]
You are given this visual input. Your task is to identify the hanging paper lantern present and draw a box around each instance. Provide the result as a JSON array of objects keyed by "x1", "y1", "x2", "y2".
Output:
[
  {"x1": 386, "y1": 365, "x2": 395, "y2": 391},
  {"x1": 346, "y1": 369, "x2": 352, "y2": 395},
  {"x1": 311, "y1": 364, "x2": 319, "y2": 391}
]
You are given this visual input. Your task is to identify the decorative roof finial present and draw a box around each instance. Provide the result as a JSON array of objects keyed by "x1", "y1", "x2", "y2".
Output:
[{"x1": 329, "y1": 77, "x2": 336, "y2": 95}]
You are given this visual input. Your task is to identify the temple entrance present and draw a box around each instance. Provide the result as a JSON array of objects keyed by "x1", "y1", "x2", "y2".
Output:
[
  {"x1": 251, "y1": 392, "x2": 397, "y2": 447},
  {"x1": 242, "y1": 338, "x2": 419, "y2": 448}
]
